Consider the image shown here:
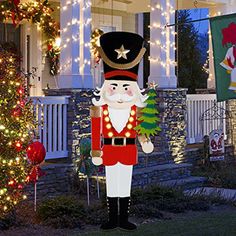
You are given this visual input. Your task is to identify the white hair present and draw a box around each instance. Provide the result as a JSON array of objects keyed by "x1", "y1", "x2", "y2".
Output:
[{"x1": 92, "y1": 82, "x2": 148, "y2": 108}]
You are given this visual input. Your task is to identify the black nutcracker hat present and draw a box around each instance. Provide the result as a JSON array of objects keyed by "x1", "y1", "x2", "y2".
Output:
[{"x1": 98, "y1": 31, "x2": 146, "y2": 81}]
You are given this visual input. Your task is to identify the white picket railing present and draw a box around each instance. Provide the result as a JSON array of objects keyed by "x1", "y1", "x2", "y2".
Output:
[
  {"x1": 186, "y1": 94, "x2": 226, "y2": 144},
  {"x1": 30, "y1": 96, "x2": 70, "y2": 159}
]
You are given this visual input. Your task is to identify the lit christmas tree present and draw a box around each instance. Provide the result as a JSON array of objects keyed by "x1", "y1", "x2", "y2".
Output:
[
  {"x1": 135, "y1": 82, "x2": 161, "y2": 139},
  {"x1": 0, "y1": 48, "x2": 34, "y2": 217}
]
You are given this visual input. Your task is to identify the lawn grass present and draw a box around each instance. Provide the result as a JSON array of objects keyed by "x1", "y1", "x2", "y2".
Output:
[{"x1": 77, "y1": 211, "x2": 236, "y2": 236}]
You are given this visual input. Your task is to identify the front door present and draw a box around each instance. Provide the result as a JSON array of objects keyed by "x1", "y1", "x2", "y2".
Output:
[{"x1": 0, "y1": 23, "x2": 21, "y2": 54}]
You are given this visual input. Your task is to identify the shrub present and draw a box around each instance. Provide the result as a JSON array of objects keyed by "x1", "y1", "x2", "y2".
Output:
[
  {"x1": 0, "y1": 211, "x2": 18, "y2": 230},
  {"x1": 85, "y1": 203, "x2": 107, "y2": 225},
  {"x1": 131, "y1": 204, "x2": 164, "y2": 218},
  {"x1": 132, "y1": 186, "x2": 211, "y2": 213},
  {"x1": 192, "y1": 163, "x2": 236, "y2": 189},
  {"x1": 37, "y1": 196, "x2": 86, "y2": 228}
]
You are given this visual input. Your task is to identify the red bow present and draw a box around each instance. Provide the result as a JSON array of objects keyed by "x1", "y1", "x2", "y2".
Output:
[
  {"x1": 11, "y1": 0, "x2": 21, "y2": 27},
  {"x1": 28, "y1": 165, "x2": 46, "y2": 183}
]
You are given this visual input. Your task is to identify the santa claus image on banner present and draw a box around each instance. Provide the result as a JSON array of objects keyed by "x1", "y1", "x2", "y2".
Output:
[
  {"x1": 220, "y1": 22, "x2": 236, "y2": 91},
  {"x1": 90, "y1": 32, "x2": 154, "y2": 231}
]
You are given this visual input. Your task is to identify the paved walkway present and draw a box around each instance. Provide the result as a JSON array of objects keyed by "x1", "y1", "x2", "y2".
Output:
[{"x1": 184, "y1": 187, "x2": 236, "y2": 201}]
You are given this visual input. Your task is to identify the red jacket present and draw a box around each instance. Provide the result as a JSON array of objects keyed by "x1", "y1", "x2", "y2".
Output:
[{"x1": 91, "y1": 104, "x2": 138, "y2": 166}]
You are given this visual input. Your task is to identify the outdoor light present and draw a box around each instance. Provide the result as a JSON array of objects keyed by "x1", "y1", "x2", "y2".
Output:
[{"x1": 54, "y1": 37, "x2": 61, "y2": 48}]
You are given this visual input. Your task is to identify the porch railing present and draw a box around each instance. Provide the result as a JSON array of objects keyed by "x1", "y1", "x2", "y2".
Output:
[
  {"x1": 30, "y1": 96, "x2": 70, "y2": 159},
  {"x1": 186, "y1": 94, "x2": 226, "y2": 144}
]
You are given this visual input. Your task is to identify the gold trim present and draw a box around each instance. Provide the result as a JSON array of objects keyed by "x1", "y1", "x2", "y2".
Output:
[
  {"x1": 230, "y1": 82, "x2": 236, "y2": 87},
  {"x1": 138, "y1": 135, "x2": 149, "y2": 143},
  {"x1": 137, "y1": 107, "x2": 142, "y2": 118},
  {"x1": 90, "y1": 106, "x2": 101, "y2": 117},
  {"x1": 91, "y1": 150, "x2": 102, "y2": 157},
  {"x1": 97, "y1": 47, "x2": 146, "y2": 70}
]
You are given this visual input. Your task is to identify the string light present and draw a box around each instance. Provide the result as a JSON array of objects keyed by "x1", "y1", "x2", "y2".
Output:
[
  {"x1": 0, "y1": 52, "x2": 34, "y2": 217},
  {"x1": 148, "y1": 0, "x2": 176, "y2": 73},
  {"x1": 60, "y1": 0, "x2": 92, "y2": 74}
]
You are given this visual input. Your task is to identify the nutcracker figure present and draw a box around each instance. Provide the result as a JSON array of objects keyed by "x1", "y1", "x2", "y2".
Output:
[{"x1": 90, "y1": 32, "x2": 154, "y2": 231}]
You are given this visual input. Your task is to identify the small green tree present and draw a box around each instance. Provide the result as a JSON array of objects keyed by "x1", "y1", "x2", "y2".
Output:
[{"x1": 135, "y1": 83, "x2": 161, "y2": 139}]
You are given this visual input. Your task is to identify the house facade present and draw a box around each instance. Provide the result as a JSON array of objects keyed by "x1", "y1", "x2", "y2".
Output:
[
  {"x1": 2, "y1": 0, "x2": 236, "y2": 161},
  {"x1": 4, "y1": 0, "x2": 235, "y2": 199},
  {"x1": 16, "y1": 0, "x2": 236, "y2": 96},
  {"x1": 2, "y1": 1, "x2": 236, "y2": 94}
]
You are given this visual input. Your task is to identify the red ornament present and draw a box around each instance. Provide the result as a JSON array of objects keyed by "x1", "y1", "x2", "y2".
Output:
[
  {"x1": 18, "y1": 86, "x2": 24, "y2": 96},
  {"x1": 12, "y1": 106, "x2": 22, "y2": 117},
  {"x1": 18, "y1": 184, "x2": 23, "y2": 189},
  {"x1": 27, "y1": 141, "x2": 46, "y2": 165},
  {"x1": 20, "y1": 100, "x2": 25, "y2": 107},
  {"x1": 47, "y1": 44, "x2": 53, "y2": 51}
]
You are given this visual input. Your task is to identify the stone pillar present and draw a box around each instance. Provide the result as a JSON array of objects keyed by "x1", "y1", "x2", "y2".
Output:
[
  {"x1": 58, "y1": 0, "x2": 93, "y2": 89},
  {"x1": 149, "y1": 0, "x2": 177, "y2": 88},
  {"x1": 155, "y1": 89, "x2": 188, "y2": 163}
]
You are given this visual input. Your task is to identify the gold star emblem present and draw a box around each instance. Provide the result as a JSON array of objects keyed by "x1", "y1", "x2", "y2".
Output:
[
  {"x1": 115, "y1": 45, "x2": 130, "y2": 60},
  {"x1": 148, "y1": 81, "x2": 158, "y2": 89}
]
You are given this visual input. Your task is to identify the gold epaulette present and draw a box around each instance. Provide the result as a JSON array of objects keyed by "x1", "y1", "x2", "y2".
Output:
[
  {"x1": 137, "y1": 107, "x2": 143, "y2": 118},
  {"x1": 90, "y1": 106, "x2": 101, "y2": 118}
]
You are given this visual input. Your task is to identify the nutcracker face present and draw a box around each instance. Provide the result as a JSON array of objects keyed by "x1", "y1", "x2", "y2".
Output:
[{"x1": 101, "y1": 80, "x2": 140, "y2": 109}]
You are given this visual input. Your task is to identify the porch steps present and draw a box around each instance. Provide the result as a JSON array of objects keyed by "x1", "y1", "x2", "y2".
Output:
[
  {"x1": 132, "y1": 162, "x2": 206, "y2": 190},
  {"x1": 158, "y1": 176, "x2": 207, "y2": 190}
]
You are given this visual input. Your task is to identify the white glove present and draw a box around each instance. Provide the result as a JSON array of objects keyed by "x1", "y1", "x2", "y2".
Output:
[
  {"x1": 141, "y1": 141, "x2": 154, "y2": 154},
  {"x1": 92, "y1": 157, "x2": 103, "y2": 166},
  {"x1": 90, "y1": 150, "x2": 103, "y2": 166}
]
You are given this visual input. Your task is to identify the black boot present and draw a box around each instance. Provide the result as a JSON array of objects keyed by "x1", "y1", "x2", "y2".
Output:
[
  {"x1": 101, "y1": 197, "x2": 118, "y2": 230},
  {"x1": 119, "y1": 197, "x2": 137, "y2": 231}
]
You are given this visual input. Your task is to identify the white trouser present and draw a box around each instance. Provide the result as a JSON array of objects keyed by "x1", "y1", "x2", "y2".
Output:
[{"x1": 105, "y1": 162, "x2": 133, "y2": 197}]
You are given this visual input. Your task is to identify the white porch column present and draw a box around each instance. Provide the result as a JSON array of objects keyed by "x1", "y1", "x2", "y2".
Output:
[
  {"x1": 137, "y1": 13, "x2": 144, "y2": 88},
  {"x1": 58, "y1": 0, "x2": 93, "y2": 89},
  {"x1": 149, "y1": 0, "x2": 177, "y2": 88},
  {"x1": 21, "y1": 23, "x2": 43, "y2": 96},
  {"x1": 208, "y1": 1, "x2": 236, "y2": 89}
]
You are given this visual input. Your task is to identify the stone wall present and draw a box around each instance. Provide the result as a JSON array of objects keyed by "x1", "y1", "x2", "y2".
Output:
[
  {"x1": 24, "y1": 164, "x2": 74, "y2": 200},
  {"x1": 155, "y1": 89, "x2": 188, "y2": 163},
  {"x1": 226, "y1": 100, "x2": 236, "y2": 152}
]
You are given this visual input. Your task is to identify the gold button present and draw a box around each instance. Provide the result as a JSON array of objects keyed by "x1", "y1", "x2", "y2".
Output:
[
  {"x1": 125, "y1": 132, "x2": 131, "y2": 138},
  {"x1": 106, "y1": 124, "x2": 112, "y2": 129},
  {"x1": 129, "y1": 117, "x2": 134, "y2": 122},
  {"x1": 130, "y1": 110, "x2": 135, "y2": 116},
  {"x1": 108, "y1": 132, "x2": 113, "y2": 137},
  {"x1": 127, "y1": 124, "x2": 132, "y2": 129},
  {"x1": 103, "y1": 110, "x2": 108, "y2": 115},
  {"x1": 105, "y1": 117, "x2": 110, "y2": 122}
]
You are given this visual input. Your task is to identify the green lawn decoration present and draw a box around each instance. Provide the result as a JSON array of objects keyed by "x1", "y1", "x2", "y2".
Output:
[
  {"x1": 135, "y1": 82, "x2": 161, "y2": 139},
  {"x1": 76, "y1": 137, "x2": 101, "y2": 205}
]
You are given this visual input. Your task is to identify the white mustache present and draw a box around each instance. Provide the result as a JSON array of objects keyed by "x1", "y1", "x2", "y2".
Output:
[{"x1": 105, "y1": 92, "x2": 135, "y2": 102}]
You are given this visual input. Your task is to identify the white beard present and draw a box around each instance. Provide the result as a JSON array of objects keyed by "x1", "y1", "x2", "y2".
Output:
[{"x1": 107, "y1": 106, "x2": 131, "y2": 133}]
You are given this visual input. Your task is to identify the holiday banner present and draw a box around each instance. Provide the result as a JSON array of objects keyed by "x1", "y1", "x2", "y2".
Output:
[
  {"x1": 210, "y1": 13, "x2": 236, "y2": 102},
  {"x1": 209, "y1": 129, "x2": 225, "y2": 162}
]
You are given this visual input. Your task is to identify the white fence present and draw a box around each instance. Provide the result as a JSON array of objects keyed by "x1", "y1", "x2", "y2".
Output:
[
  {"x1": 186, "y1": 94, "x2": 226, "y2": 144},
  {"x1": 30, "y1": 96, "x2": 70, "y2": 159}
]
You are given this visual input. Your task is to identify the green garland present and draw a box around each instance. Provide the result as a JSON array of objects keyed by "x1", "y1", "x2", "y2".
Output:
[{"x1": 0, "y1": 0, "x2": 60, "y2": 75}]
